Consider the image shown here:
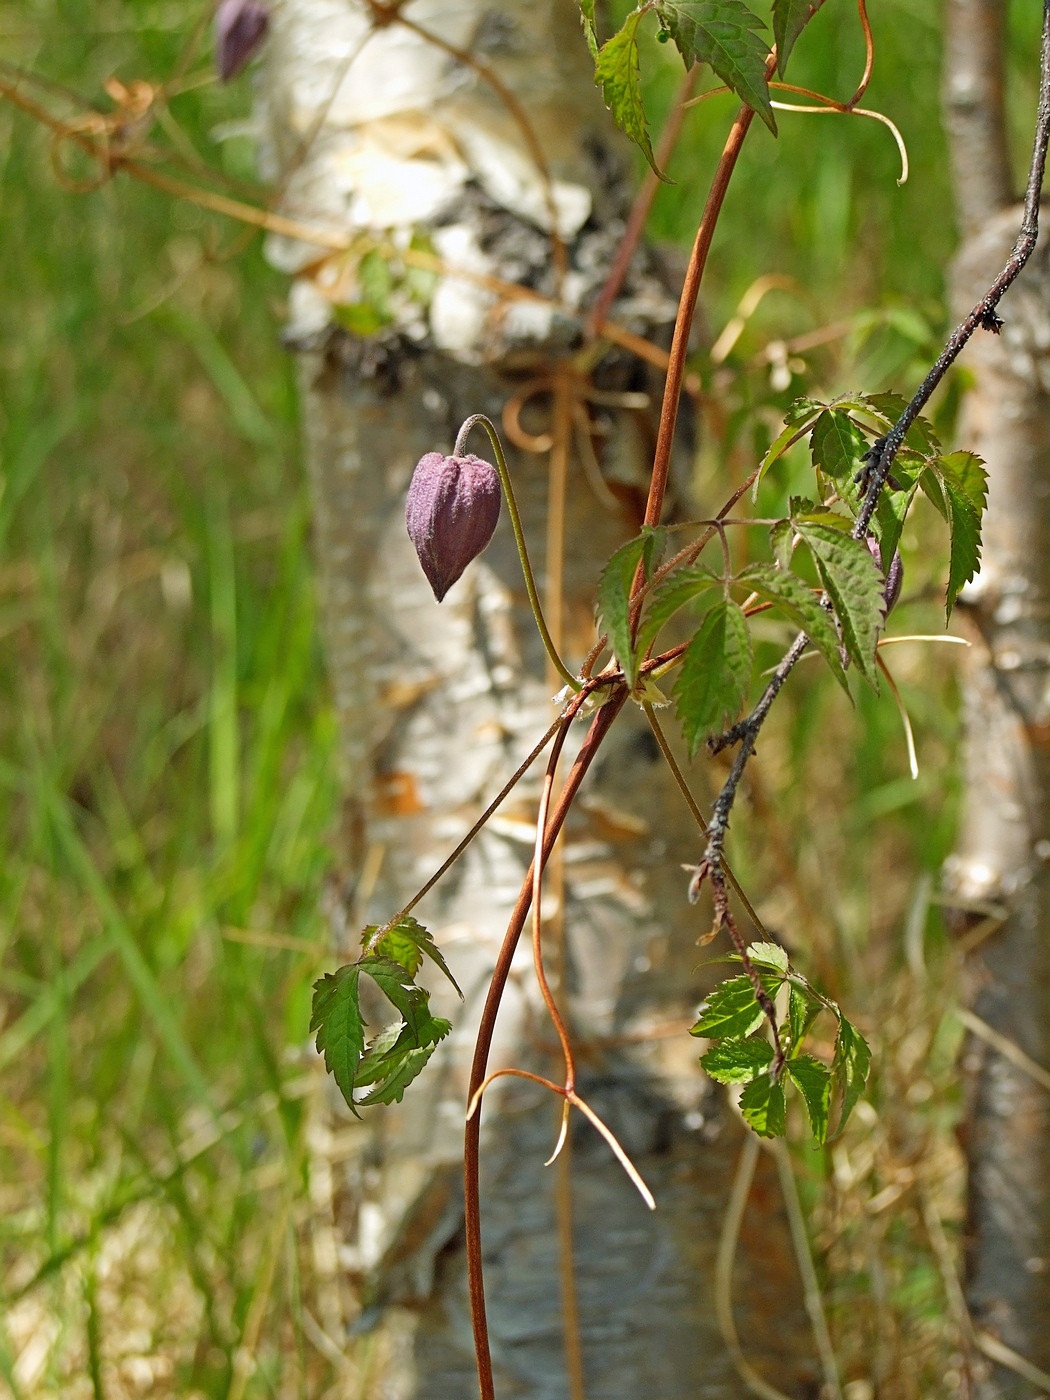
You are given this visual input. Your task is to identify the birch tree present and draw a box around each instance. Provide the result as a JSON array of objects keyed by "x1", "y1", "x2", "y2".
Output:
[
  {"x1": 259, "y1": 1, "x2": 817, "y2": 1394},
  {"x1": 944, "y1": 2, "x2": 1050, "y2": 1392}
]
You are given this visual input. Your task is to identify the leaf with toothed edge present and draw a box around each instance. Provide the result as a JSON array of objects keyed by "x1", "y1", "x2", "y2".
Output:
[
  {"x1": 739, "y1": 563, "x2": 848, "y2": 690},
  {"x1": 578, "y1": 0, "x2": 598, "y2": 56},
  {"x1": 810, "y1": 410, "x2": 868, "y2": 483},
  {"x1": 597, "y1": 527, "x2": 665, "y2": 689},
  {"x1": 739, "y1": 1073, "x2": 787, "y2": 1137},
  {"x1": 673, "y1": 599, "x2": 753, "y2": 755},
  {"x1": 594, "y1": 13, "x2": 670, "y2": 180},
  {"x1": 310, "y1": 965, "x2": 366, "y2": 1117},
  {"x1": 787, "y1": 1054, "x2": 832, "y2": 1143},
  {"x1": 830, "y1": 1013, "x2": 871, "y2": 1138},
  {"x1": 691, "y1": 973, "x2": 780, "y2": 1038},
  {"x1": 921, "y1": 451, "x2": 988, "y2": 619},
  {"x1": 791, "y1": 511, "x2": 885, "y2": 690},
  {"x1": 654, "y1": 0, "x2": 776, "y2": 133},
  {"x1": 772, "y1": 0, "x2": 826, "y2": 75},
  {"x1": 366, "y1": 914, "x2": 463, "y2": 997},
  {"x1": 701, "y1": 1036, "x2": 774, "y2": 1084},
  {"x1": 636, "y1": 564, "x2": 721, "y2": 660}
]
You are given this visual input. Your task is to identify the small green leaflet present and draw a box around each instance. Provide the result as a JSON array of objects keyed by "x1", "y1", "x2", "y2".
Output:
[
  {"x1": 754, "y1": 397, "x2": 824, "y2": 498},
  {"x1": 874, "y1": 479, "x2": 917, "y2": 573},
  {"x1": 739, "y1": 1074, "x2": 787, "y2": 1137},
  {"x1": 655, "y1": 0, "x2": 776, "y2": 134},
  {"x1": 578, "y1": 0, "x2": 598, "y2": 57},
  {"x1": 745, "y1": 940, "x2": 789, "y2": 973},
  {"x1": 364, "y1": 914, "x2": 463, "y2": 997},
  {"x1": 831, "y1": 1013, "x2": 872, "y2": 1138},
  {"x1": 772, "y1": 0, "x2": 826, "y2": 75},
  {"x1": 791, "y1": 511, "x2": 885, "y2": 690},
  {"x1": 739, "y1": 563, "x2": 847, "y2": 690},
  {"x1": 701, "y1": 1036, "x2": 773, "y2": 1084},
  {"x1": 673, "y1": 599, "x2": 752, "y2": 755},
  {"x1": 787, "y1": 1055, "x2": 832, "y2": 1143},
  {"x1": 810, "y1": 410, "x2": 868, "y2": 483},
  {"x1": 769, "y1": 519, "x2": 794, "y2": 571},
  {"x1": 921, "y1": 451, "x2": 988, "y2": 619},
  {"x1": 635, "y1": 564, "x2": 720, "y2": 660},
  {"x1": 596, "y1": 527, "x2": 664, "y2": 689},
  {"x1": 311, "y1": 964, "x2": 366, "y2": 1114},
  {"x1": 595, "y1": 12, "x2": 669, "y2": 180},
  {"x1": 691, "y1": 973, "x2": 774, "y2": 1038}
]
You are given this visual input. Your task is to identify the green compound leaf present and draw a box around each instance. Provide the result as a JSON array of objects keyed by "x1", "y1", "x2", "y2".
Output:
[
  {"x1": 831, "y1": 1013, "x2": 872, "y2": 1138},
  {"x1": 310, "y1": 964, "x2": 366, "y2": 1117},
  {"x1": 595, "y1": 12, "x2": 670, "y2": 180},
  {"x1": 360, "y1": 1043, "x2": 444, "y2": 1106},
  {"x1": 739, "y1": 1073, "x2": 787, "y2": 1137},
  {"x1": 810, "y1": 409, "x2": 868, "y2": 483},
  {"x1": 792, "y1": 513, "x2": 885, "y2": 690},
  {"x1": 772, "y1": 0, "x2": 826, "y2": 75},
  {"x1": 787, "y1": 1054, "x2": 832, "y2": 1143},
  {"x1": 673, "y1": 599, "x2": 753, "y2": 755},
  {"x1": 739, "y1": 562, "x2": 847, "y2": 690},
  {"x1": 922, "y1": 451, "x2": 988, "y2": 619},
  {"x1": 366, "y1": 914, "x2": 463, "y2": 998},
  {"x1": 691, "y1": 973, "x2": 775, "y2": 1039},
  {"x1": 597, "y1": 527, "x2": 665, "y2": 689},
  {"x1": 636, "y1": 564, "x2": 721, "y2": 660},
  {"x1": 655, "y1": 0, "x2": 776, "y2": 133},
  {"x1": 701, "y1": 1036, "x2": 774, "y2": 1084}
]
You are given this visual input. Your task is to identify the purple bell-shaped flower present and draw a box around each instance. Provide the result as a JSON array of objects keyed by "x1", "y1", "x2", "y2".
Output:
[{"x1": 406, "y1": 453, "x2": 502, "y2": 602}]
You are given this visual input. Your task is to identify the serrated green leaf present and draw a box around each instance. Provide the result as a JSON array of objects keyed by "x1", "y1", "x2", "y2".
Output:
[
  {"x1": 691, "y1": 973, "x2": 773, "y2": 1038},
  {"x1": 636, "y1": 565, "x2": 720, "y2": 659},
  {"x1": 792, "y1": 516, "x2": 885, "y2": 689},
  {"x1": 739, "y1": 1074, "x2": 787, "y2": 1137},
  {"x1": 924, "y1": 452, "x2": 988, "y2": 619},
  {"x1": 595, "y1": 13, "x2": 669, "y2": 179},
  {"x1": 831, "y1": 1014, "x2": 872, "y2": 1138},
  {"x1": 369, "y1": 915, "x2": 463, "y2": 997},
  {"x1": 739, "y1": 563, "x2": 847, "y2": 690},
  {"x1": 788, "y1": 982, "x2": 823, "y2": 1052},
  {"x1": 673, "y1": 599, "x2": 753, "y2": 755},
  {"x1": 701, "y1": 1036, "x2": 774, "y2": 1084},
  {"x1": 579, "y1": 0, "x2": 598, "y2": 57},
  {"x1": 772, "y1": 0, "x2": 825, "y2": 75},
  {"x1": 769, "y1": 519, "x2": 794, "y2": 571},
  {"x1": 655, "y1": 0, "x2": 776, "y2": 133},
  {"x1": 596, "y1": 528, "x2": 665, "y2": 688},
  {"x1": 310, "y1": 965, "x2": 366, "y2": 1116},
  {"x1": 810, "y1": 410, "x2": 867, "y2": 482},
  {"x1": 787, "y1": 1055, "x2": 832, "y2": 1143},
  {"x1": 873, "y1": 482, "x2": 917, "y2": 572},
  {"x1": 360, "y1": 1042, "x2": 443, "y2": 1105},
  {"x1": 746, "y1": 940, "x2": 789, "y2": 972},
  {"x1": 786, "y1": 395, "x2": 827, "y2": 427}
]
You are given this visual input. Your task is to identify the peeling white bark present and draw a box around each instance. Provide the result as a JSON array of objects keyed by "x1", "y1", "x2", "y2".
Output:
[{"x1": 263, "y1": 2, "x2": 815, "y2": 1391}]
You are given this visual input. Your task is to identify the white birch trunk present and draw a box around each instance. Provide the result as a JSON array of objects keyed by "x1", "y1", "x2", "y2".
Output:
[{"x1": 260, "y1": 2, "x2": 815, "y2": 1392}]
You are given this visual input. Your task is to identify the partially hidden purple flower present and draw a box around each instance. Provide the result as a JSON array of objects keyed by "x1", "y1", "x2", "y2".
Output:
[
  {"x1": 866, "y1": 536, "x2": 904, "y2": 615},
  {"x1": 215, "y1": 0, "x2": 270, "y2": 83},
  {"x1": 406, "y1": 452, "x2": 502, "y2": 602}
]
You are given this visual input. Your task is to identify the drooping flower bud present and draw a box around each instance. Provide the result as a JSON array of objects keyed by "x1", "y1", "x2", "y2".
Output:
[
  {"x1": 215, "y1": 0, "x2": 270, "y2": 83},
  {"x1": 406, "y1": 453, "x2": 502, "y2": 602},
  {"x1": 866, "y1": 536, "x2": 904, "y2": 614}
]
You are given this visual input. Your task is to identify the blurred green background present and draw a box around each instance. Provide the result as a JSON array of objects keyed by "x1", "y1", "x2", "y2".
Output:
[{"x1": 0, "y1": 2, "x2": 1042, "y2": 1396}]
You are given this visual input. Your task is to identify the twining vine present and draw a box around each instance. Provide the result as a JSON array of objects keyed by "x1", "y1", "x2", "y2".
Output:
[{"x1": 8, "y1": 0, "x2": 1050, "y2": 1396}]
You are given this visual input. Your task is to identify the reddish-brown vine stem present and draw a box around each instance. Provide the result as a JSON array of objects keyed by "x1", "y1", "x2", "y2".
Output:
[
  {"x1": 642, "y1": 50, "x2": 778, "y2": 531},
  {"x1": 465, "y1": 691, "x2": 626, "y2": 1400}
]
